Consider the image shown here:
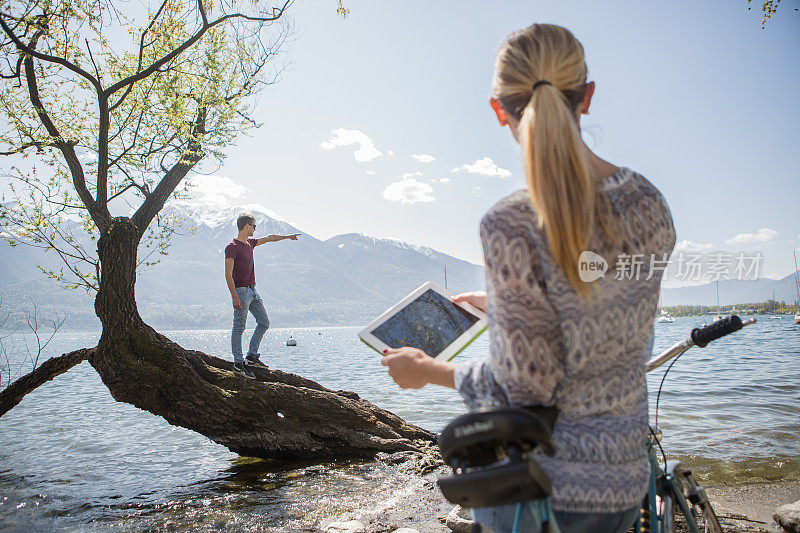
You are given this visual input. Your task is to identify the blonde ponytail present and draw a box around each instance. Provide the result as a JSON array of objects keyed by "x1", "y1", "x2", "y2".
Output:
[{"x1": 493, "y1": 24, "x2": 612, "y2": 296}]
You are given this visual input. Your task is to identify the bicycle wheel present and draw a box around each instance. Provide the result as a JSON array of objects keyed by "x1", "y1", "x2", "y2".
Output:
[
  {"x1": 677, "y1": 468, "x2": 723, "y2": 533},
  {"x1": 660, "y1": 487, "x2": 677, "y2": 533}
]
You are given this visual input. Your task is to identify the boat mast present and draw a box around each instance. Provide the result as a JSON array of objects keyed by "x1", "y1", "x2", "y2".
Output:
[
  {"x1": 771, "y1": 286, "x2": 776, "y2": 314},
  {"x1": 794, "y1": 250, "x2": 800, "y2": 309},
  {"x1": 444, "y1": 264, "x2": 448, "y2": 290}
]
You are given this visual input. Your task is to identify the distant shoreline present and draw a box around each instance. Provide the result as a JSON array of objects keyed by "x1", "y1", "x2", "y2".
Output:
[
  {"x1": 660, "y1": 305, "x2": 799, "y2": 317},
  {"x1": 4, "y1": 311, "x2": 800, "y2": 334}
]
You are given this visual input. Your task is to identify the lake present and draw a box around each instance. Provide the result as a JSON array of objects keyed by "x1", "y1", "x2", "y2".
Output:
[{"x1": 1, "y1": 316, "x2": 798, "y2": 530}]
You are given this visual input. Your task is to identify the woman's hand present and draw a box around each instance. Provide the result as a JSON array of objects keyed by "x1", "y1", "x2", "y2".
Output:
[
  {"x1": 451, "y1": 290, "x2": 487, "y2": 312},
  {"x1": 381, "y1": 347, "x2": 456, "y2": 389}
]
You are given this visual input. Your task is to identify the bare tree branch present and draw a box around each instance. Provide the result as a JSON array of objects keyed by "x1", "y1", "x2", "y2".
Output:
[
  {"x1": 131, "y1": 107, "x2": 206, "y2": 236},
  {"x1": 0, "y1": 13, "x2": 102, "y2": 92},
  {"x1": 0, "y1": 53, "x2": 23, "y2": 81},
  {"x1": 0, "y1": 140, "x2": 53, "y2": 155},
  {"x1": 109, "y1": 0, "x2": 170, "y2": 112},
  {"x1": 95, "y1": 96, "x2": 111, "y2": 210},
  {"x1": 22, "y1": 40, "x2": 110, "y2": 231},
  {"x1": 84, "y1": 38, "x2": 102, "y2": 82},
  {"x1": 104, "y1": 0, "x2": 292, "y2": 97},
  {"x1": 23, "y1": 299, "x2": 66, "y2": 368},
  {"x1": 0, "y1": 347, "x2": 94, "y2": 417},
  {"x1": 108, "y1": 181, "x2": 149, "y2": 202}
]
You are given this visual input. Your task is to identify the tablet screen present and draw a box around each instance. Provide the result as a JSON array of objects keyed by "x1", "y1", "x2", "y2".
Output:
[{"x1": 369, "y1": 288, "x2": 480, "y2": 357}]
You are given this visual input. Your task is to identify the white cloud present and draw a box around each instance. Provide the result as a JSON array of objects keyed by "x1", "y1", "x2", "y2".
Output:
[
  {"x1": 451, "y1": 157, "x2": 511, "y2": 178},
  {"x1": 472, "y1": 186, "x2": 482, "y2": 194},
  {"x1": 439, "y1": 177, "x2": 451, "y2": 183},
  {"x1": 674, "y1": 239, "x2": 713, "y2": 253},
  {"x1": 169, "y1": 175, "x2": 293, "y2": 227},
  {"x1": 365, "y1": 170, "x2": 376, "y2": 175},
  {"x1": 78, "y1": 152, "x2": 98, "y2": 163},
  {"x1": 184, "y1": 174, "x2": 248, "y2": 205},
  {"x1": 321, "y1": 129, "x2": 383, "y2": 162},
  {"x1": 725, "y1": 228, "x2": 778, "y2": 245},
  {"x1": 387, "y1": 150, "x2": 395, "y2": 156},
  {"x1": 382, "y1": 173, "x2": 435, "y2": 205},
  {"x1": 411, "y1": 153, "x2": 436, "y2": 163}
]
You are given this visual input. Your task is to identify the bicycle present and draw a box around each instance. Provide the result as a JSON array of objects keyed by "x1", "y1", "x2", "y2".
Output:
[
  {"x1": 436, "y1": 315, "x2": 756, "y2": 533},
  {"x1": 639, "y1": 315, "x2": 756, "y2": 533}
]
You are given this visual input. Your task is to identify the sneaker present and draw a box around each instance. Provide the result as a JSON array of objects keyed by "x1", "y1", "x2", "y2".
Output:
[
  {"x1": 245, "y1": 353, "x2": 269, "y2": 369},
  {"x1": 233, "y1": 362, "x2": 255, "y2": 379}
]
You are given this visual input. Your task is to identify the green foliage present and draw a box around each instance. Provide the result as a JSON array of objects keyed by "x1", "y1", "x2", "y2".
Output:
[
  {"x1": 0, "y1": 0, "x2": 293, "y2": 290},
  {"x1": 662, "y1": 299, "x2": 799, "y2": 317},
  {"x1": 336, "y1": 0, "x2": 350, "y2": 19},
  {"x1": 746, "y1": 0, "x2": 796, "y2": 27}
]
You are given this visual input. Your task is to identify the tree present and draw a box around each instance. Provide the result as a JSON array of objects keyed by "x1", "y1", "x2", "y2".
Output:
[{"x1": 0, "y1": 0, "x2": 433, "y2": 459}]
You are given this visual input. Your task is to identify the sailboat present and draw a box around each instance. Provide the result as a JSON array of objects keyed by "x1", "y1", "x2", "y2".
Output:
[
  {"x1": 657, "y1": 309, "x2": 675, "y2": 323},
  {"x1": 794, "y1": 251, "x2": 800, "y2": 325},
  {"x1": 713, "y1": 280, "x2": 725, "y2": 321},
  {"x1": 656, "y1": 289, "x2": 675, "y2": 323}
]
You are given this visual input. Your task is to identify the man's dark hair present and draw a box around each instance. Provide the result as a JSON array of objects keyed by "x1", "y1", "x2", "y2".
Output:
[{"x1": 237, "y1": 214, "x2": 256, "y2": 231}]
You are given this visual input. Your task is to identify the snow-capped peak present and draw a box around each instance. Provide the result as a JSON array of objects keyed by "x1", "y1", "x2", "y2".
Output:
[{"x1": 328, "y1": 233, "x2": 439, "y2": 259}]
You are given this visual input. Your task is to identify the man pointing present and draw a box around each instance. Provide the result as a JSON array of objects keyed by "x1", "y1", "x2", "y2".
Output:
[{"x1": 225, "y1": 213, "x2": 299, "y2": 378}]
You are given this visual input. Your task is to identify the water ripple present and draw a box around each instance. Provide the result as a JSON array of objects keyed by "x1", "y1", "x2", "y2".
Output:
[{"x1": 1, "y1": 317, "x2": 798, "y2": 529}]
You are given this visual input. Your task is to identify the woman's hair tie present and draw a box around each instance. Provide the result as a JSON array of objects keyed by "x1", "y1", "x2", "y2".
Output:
[{"x1": 532, "y1": 79, "x2": 552, "y2": 92}]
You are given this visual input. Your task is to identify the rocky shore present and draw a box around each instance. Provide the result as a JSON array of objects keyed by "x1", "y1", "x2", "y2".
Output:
[
  {"x1": 708, "y1": 480, "x2": 800, "y2": 532},
  {"x1": 318, "y1": 453, "x2": 800, "y2": 533}
]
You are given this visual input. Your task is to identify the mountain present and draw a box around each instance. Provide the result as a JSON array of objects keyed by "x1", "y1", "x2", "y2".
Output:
[
  {"x1": 2, "y1": 201, "x2": 797, "y2": 329},
  {"x1": 0, "y1": 203, "x2": 485, "y2": 329},
  {"x1": 661, "y1": 271, "x2": 800, "y2": 307},
  {"x1": 325, "y1": 233, "x2": 483, "y2": 302}
]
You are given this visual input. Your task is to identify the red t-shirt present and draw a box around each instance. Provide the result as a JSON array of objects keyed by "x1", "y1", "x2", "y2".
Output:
[{"x1": 225, "y1": 238, "x2": 257, "y2": 287}]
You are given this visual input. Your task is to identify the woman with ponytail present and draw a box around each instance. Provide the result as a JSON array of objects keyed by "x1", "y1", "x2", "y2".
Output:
[{"x1": 382, "y1": 23, "x2": 675, "y2": 532}]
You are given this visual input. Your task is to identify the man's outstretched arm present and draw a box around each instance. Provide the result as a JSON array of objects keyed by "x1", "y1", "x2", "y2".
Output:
[{"x1": 255, "y1": 234, "x2": 300, "y2": 246}]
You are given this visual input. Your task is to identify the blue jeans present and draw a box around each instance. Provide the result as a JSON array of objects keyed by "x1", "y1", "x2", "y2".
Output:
[
  {"x1": 231, "y1": 285, "x2": 270, "y2": 364},
  {"x1": 472, "y1": 502, "x2": 640, "y2": 533}
]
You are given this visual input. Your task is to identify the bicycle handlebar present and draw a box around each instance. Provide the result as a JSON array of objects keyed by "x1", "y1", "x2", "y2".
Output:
[
  {"x1": 646, "y1": 315, "x2": 756, "y2": 372},
  {"x1": 690, "y1": 315, "x2": 743, "y2": 347}
]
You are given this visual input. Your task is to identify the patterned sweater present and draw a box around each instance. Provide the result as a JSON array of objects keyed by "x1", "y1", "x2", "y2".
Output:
[{"x1": 454, "y1": 167, "x2": 676, "y2": 513}]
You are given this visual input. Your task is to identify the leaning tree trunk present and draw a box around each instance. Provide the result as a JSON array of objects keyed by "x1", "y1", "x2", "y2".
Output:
[{"x1": 89, "y1": 217, "x2": 434, "y2": 460}]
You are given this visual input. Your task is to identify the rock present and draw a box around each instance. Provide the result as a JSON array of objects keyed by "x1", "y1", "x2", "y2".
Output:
[
  {"x1": 446, "y1": 505, "x2": 474, "y2": 533},
  {"x1": 399, "y1": 453, "x2": 444, "y2": 476},
  {"x1": 376, "y1": 450, "x2": 422, "y2": 465},
  {"x1": 325, "y1": 520, "x2": 366, "y2": 533},
  {"x1": 376, "y1": 447, "x2": 445, "y2": 476},
  {"x1": 775, "y1": 500, "x2": 800, "y2": 532},
  {"x1": 392, "y1": 529, "x2": 420, "y2": 533}
]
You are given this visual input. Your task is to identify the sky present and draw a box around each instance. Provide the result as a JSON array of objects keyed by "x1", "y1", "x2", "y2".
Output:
[
  {"x1": 187, "y1": 0, "x2": 800, "y2": 284},
  {"x1": 4, "y1": 0, "x2": 800, "y2": 286}
]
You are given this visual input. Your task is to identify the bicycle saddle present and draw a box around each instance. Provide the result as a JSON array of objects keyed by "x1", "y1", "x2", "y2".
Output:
[{"x1": 437, "y1": 405, "x2": 558, "y2": 508}]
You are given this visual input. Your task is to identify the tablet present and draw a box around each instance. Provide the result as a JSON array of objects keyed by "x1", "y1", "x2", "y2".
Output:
[{"x1": 359, "y1": 281, "x2": 487, "y2": 361}]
